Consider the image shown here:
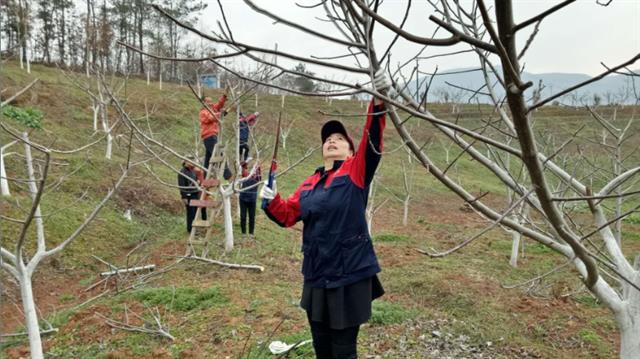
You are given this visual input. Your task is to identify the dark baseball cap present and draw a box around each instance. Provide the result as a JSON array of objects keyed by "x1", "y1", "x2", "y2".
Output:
[{"x1": 321, "y1": 120, "x2": 355, "y2": 152}]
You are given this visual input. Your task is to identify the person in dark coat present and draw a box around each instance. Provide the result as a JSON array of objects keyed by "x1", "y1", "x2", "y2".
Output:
[
  {"x1": 239, "y1": 112, "x2": 260, "y2": 161},
  {"x1": 260, "y1": 72, "x2": 391, "y2": 359},
  {"x1": 178, "y1": 157, "x2": 206, "y2": 233},
  {"x1": 238, "y1": 159, "x2": 262, "y2": 239}
]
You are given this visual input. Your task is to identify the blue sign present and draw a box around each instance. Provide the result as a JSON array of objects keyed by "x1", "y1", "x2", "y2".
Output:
[{"x1": 200, "y1": 74, "x2": 219, "y2": 88}]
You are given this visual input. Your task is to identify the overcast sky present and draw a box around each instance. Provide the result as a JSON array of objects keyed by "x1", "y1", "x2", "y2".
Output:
[{"x1": 194, "y1": 0, "x2": 640, "y2": 82}]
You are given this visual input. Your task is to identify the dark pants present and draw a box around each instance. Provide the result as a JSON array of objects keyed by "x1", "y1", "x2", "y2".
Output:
[
  {"x1": 203, "y1": 135, "x2": 218, "y2": 171},
  {"x1": 307, "y1": 312, "x2": 359, "y2": 359},
  {"x1": 185, "y1": 199, "x2": 207, "y2": 233},
  {"x1": 239, "y1": 200, "x2": 256, "y2": 235},
  {"x1": 239, "y1": 143, "x2": 250, "y2": 161}
]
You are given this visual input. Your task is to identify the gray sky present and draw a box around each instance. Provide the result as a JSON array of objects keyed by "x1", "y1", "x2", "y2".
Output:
[{"x1": 195, "y1": 0, "x2": 640, "y2": 82}]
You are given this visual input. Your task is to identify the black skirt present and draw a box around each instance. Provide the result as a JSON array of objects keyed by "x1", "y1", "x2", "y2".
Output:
[{"x1": 300, "y1": 275, "x2": 384, "y2": 330}]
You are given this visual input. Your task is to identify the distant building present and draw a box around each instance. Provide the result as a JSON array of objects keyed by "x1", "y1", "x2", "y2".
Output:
[{"x1": 199, "y1": 74, "x2": 219, "y2": 88}]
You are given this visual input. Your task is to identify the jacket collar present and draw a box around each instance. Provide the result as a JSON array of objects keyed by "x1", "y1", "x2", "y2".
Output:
[{"x1": 315, "y1": 160, "x2": 344, "y2": 175}]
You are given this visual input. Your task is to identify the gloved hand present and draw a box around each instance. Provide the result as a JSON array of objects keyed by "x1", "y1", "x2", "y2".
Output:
[
  {"x1": 260, "y1": 181, "x2": 277, "y2": 201},
  {"x1": 372, "y1": 68, "x2": 392, "y2": 93}
]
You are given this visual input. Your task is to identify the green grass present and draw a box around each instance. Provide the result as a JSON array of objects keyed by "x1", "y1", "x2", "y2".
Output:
[
  {"x1": 370, "y1": 300, "x2": 418, "y2": 326},
  {"x1": 374, "y1": 233, "x2": 410, "y2": 242},
  {"x1": 130, "y1": 286, "x2": 227, "y2": 312}
]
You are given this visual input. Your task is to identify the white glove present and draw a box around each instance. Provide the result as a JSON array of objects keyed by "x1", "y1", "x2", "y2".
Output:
[
  {"x1": 260, "y1": 181, "x2": 276, "y2": 201},
  {"x1": 372, "y1": 68, "x2": 392, "y2": 93}
]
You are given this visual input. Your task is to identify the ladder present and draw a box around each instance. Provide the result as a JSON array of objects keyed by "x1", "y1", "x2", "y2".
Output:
[{"x1": 186, "y1": 146, "x2": 225, "y2": 257}]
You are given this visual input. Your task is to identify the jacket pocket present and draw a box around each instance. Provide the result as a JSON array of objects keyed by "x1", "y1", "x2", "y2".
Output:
[
  {"x1": 341, "y1": 234, "x2": 374, "y2": 274},
  {"x1": 301, "y1": 244, "x2": 313, "y2": 277}
]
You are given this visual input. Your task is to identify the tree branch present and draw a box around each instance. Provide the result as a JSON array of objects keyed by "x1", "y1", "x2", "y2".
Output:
[{"x1": 513, "y1": 0, "x2": 576, "y2": 32}]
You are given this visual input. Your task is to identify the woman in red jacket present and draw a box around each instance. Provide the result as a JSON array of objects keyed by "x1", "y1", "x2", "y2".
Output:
[
  {"x1": 260, "y1": 72, "x2": 391, "y2": 359},
  {"x1": 200, "y1": 89, "x2": 228, "y2": 171}
]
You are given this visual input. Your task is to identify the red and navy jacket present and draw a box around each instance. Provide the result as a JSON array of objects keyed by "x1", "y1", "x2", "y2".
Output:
[
  {"x1": 239, "y1": 113, "x2": 259, "y2": 145},
  {"x1": 264, "y1": 100, "x2": 386, "y2": 289}
]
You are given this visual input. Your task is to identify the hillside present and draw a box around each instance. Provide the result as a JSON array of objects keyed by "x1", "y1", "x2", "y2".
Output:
[
  {"x1": 409, "y1": 67, "x2": 639, "y2": 105},
  {"x1": 1, "y1": 61, "x2": 639, "y2": 358}
]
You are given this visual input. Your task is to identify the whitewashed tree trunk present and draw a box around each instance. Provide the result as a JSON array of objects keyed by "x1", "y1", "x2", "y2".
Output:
[
  {"x1": 26, "y1": 43, "x2": 31, "y2": 74},
  {"x1": 509, "y1": 229, "x2": 521, "y2": 267},
  {"x1": 19, "y1": 271, "x2": 44, "y2": 359},
  {"x1": 16, "y1": 133, "x2": 46, "y2": 359},
  {"x1": 618, "y1": 305, "x2": 640, "y2": 359},
  {"x1": 101, "y1": 105, "x2": 112, "y2": 160},
  {"x1": 92, "y1": 102, "x2": 100, "y2": 131},
  {"x1": 366, "y1": 183, "x2": 376, "y2": 234},
  {"x1": 0, "y1": 154, "x2": 9, "y2": 196},
  {"x1": 0, "y1": 142, "x2": 16, "y2": 196},
  {"x1": 618, "y1": 256, "x2": 640, "y2": 358},
  {"x1": 147, "y1": 70, "x2": 150, "y2": 85},
  {"x1": 221, "y1": 185, "x2": 234, "y2": 252},
  {"x1": 402, "y1": 196, "x2": 410, "y2": 226}
]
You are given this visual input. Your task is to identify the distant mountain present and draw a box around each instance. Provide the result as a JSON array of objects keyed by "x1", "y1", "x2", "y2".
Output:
[{"x1": 409, "y1": 67, "x2": 638, "y2": 105}]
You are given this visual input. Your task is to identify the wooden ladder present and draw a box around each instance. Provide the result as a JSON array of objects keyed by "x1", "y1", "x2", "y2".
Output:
[{"x1": 186, "y1": 149, "x2": 225, "y2": 257}]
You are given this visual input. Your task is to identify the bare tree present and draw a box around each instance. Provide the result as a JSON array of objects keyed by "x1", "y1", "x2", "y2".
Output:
[
  {"x1": 1, "y1": 78, "x2": 40, "y2": 197},
  {"x1": 0, "y1": 127, "x2": 134, "y2": 359}
]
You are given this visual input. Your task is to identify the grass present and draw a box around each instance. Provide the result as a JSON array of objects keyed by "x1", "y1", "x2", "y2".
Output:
[
  {"x1": 370, "y1": 300, "x2": 418, "y2": 325},
  {"x1": 374, "y1": 233, "x2": 410, "y2": 242},
  {"x1": 130, "y1": 286, "x2": 227, "y2": 312}
]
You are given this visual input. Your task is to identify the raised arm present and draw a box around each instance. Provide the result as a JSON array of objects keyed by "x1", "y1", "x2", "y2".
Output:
[
  {"x1": 349, "y1": 99, "x2": 386, "y2": 188},
  {"x1": 245, "y1": 112, "x2": 260, "y2": 126},
  {"x1": 211, "y1": 94, "x2": 227, "y2": 111}
]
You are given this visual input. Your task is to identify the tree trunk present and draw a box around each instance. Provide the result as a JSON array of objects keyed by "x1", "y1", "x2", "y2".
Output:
[
  {"x1": 618, "y1": 256, "x2": 640, "y2": 358},
  {"x1": 92, "y1": 102, "x2": 99, "y2": 131},
  {"x1": 138, "y1": 7, "x2": 144, "y2": 74},
  {"x1": 84, "y1": 0, "x2": 91, "y2": 74},
  {"x1": 1, "y1": 148, "x2": 10, "y2": 196},
  {"x1": 222, "y1": 187, "x2": 234, "y2": 252},
  {"x1": 19, "y1": 272, "x2": 44, "y2": 359},
  {"x1": 25, "y1": 39, "x2": 30, "y2": 74},
  {"x1": 59, "y1": 7, "x2": 66, "y2": 65},
  {"x1": 617, "y1": 303, "x2": 640, "y2": 358},
  {"x1": 100, "y1": 104, "x2": 111, "y2": 159},
  {"x1": 509, "y1": 230, "x2": 521, "y2": 267},
  {"x1": 402, "y1": 196, "x2": 409, "y2": 226}
]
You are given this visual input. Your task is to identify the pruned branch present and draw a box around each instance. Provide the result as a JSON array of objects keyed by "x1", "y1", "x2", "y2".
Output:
[
  {"x1": 1, "y1": 79, "x2": 40, "y2": 107},
  {"x1": 179, "y1": 255, "x2": 264, "y2": 272}
]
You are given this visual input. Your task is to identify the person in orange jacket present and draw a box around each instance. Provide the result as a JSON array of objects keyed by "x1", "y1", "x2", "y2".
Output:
[{"x1": 200, "y1": 88, "x2": 229, "y2": 171}]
